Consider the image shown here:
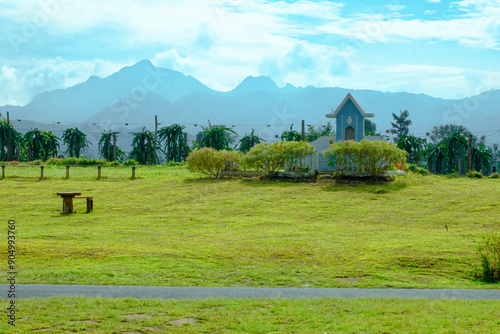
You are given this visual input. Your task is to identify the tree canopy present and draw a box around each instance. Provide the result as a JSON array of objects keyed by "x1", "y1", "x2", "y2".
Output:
[
  {"x1": 62, "y1": 127, "x2": 90, "y2": 158},
  {"x1": 390, "y1": 110, "x2": 412, "y2": 143}
]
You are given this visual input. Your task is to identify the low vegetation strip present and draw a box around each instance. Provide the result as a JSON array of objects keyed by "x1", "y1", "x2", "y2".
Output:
[
  {"x1": 0, "y1": 297, "x2": 499, "y2": 333},
  {"x1": 0, "y1": 166, "x2": 499, "y2": 289}
]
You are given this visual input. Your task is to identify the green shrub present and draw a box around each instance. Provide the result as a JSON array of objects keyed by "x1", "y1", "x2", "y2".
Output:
[
  {"x1": 467, "y1": 170, "x2": 483, "y2": 178},
  {"x1": 165, "y1": 161, "x2": 183, "y2": 167},
  {"x1": 445, "y1": 172, "x2": 461, "y2": 179},
  {"x1": 109, "y1": 161, "x2": 121, "y2": 166},
  {"x1": 323, "y1": 140, "x2": 407, "y2": 177},
  {"x1": 406, "y1": 163, "x2": 418, "y2": 172},
  {"x1": 242, "y1": 141, "x2": 315, "y2": 178},
  {"x1": 46, "y1": 158, "x2": 64, "y2": 166},
  {"x1": 489, "y1": 172, "x2": 500, "y2": 179},
  {"x1": 27, "y1": 159, "x2": 44, "y2": 166},
  {"x1": 46, "y1": 157, "x2": 107, "y2": 166},
  {"x1": 123, "y1": 159, "x2": 139, "y2": 166},
  {"x1": 474, "y1": 234, "x2": 500, "y2": 283},
  {"x1": 186, "y1": 148, "x2": 242, "y2": 179},
  {"x1": 413, "y1": 167, "x2": 430, "y2": 176}
]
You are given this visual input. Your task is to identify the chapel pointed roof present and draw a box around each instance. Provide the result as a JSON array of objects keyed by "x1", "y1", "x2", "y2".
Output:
[{"x1": 325, "y1": 93, "x2": 374, "y2": 118}]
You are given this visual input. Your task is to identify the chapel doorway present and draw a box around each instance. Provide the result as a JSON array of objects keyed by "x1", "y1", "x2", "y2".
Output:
[{"x1": 344, "y1": 126, "x2": 355, "y2": 140}]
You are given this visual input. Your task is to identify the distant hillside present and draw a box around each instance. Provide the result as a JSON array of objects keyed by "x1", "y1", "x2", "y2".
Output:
[{"x1": 2, "y1": 60, "x2": 499, "y2": 145}]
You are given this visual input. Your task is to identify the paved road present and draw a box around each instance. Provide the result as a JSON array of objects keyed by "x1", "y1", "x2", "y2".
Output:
[{"x1": 2, "y1": 284, "x2": 500, "y2": 300}]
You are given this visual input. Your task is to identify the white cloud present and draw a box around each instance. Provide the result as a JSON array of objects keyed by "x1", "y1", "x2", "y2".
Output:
[
  {"x1": 0, "y1": 58, "x2": 126, "y2": 105},
  {"x1": 340, "y1": 63, "x2": 500, "y2": 99},
  {"x1": 0, "y1": 0, "x2": 499, "y2": 104}
]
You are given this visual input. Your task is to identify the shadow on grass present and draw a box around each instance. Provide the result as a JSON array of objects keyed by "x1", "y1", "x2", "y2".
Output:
[
  {"x1": 321, "y1": 177, "x2": 409, "y2": 194},
  {"x1": 183, "y1": 175, "x2": 309, "y2": 188}
]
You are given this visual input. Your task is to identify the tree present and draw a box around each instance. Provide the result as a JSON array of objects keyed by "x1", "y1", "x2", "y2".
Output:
[
  {"x1": 281, "y1": 124, "x2": 302, "y2": 141},
  {"x1": 390, "y1": 110, "x2": 412, "y2": 143},
  {"x1": 424, "y1": 131, "x2": 491, "y2": 174},
  {"x1": 62, "y1": 128, "x2": 90, "y2": 158},
  {"x1": 158, "y1": 124, "x2": 190, "y2": 162},
  {"x1": 364, "y1": 119, "x2": 378, "y2": 135},
  {"x1": 397, "y1": 135, "x2": 428, "y2": 166},
  {"x1": 23, "y1": 129, "x2": 45, "y2": 160},
  {"x1": 129, "y1": 127, "x2": 161, "y2": 165},
  {"x1": 306, "y1": 121, "x2": 335, "y2": 142},
  {"x1": 0, "y1": 120, "x2": 22, "y2": 161},
  {"x1": 42, "y1": 131, "x2": 59, "y2": 160},
  {"x1": 200, "y1": 125, "x2": 237, "y2": 150},
  {"x1": 237, "y1": 129, "x2": 264, "y2": 153},
  {"x1": 429, "y1": 124, "x2": 485, "y2": 147},
  {"x1": 98, "y1": 131, "x2": 125, "y2": 161},
  {"x1": 23, "y1": 129, "x2": 59, "y2": 161},
  {"x1": 471, "y1": 144, "x2": 492, "y2": 174}
]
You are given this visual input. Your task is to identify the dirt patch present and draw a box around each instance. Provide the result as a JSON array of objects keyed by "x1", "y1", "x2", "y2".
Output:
[
  {"x1": 170, "y1": 318, "x2": 198, "y2": 326},
  {"x1": 142, "y1": 327, "x2": 163, "y2": 332},
  {"x1": 33, "y1": 329, "x2": 54, "y2": 332},
  {"x1": 121, "y1": 314, "x2": 154, "y2": 320},
  {"x1": 336, "y1": 277, "x2": 359, "y2": 282}
]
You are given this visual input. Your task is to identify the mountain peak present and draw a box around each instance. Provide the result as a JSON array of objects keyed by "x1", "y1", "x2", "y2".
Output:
[
  {"x1": 133, "y1": 59, "x2": 154, "y2": 68},
  {"x1": 230, "y1": 75, "x2": 279, "y2": 96}
]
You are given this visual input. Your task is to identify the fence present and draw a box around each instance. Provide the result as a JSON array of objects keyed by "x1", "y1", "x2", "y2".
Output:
[{"x1": 0, "y1": 165, "x2": 139, "y2": 180}]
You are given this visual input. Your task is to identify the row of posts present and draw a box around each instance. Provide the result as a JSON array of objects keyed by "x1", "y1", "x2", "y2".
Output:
[{"x1": 1, "y1": 165, "x2": 137, "y2": 180}]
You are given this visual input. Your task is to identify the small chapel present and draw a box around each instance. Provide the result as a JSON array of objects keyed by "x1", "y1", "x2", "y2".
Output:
[{"x1": 309, "y1": 93, "x2": 386, "y2": 171}]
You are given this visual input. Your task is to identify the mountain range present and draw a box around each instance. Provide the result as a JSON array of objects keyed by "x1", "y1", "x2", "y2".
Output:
[{"x1": 1, "y1": 60, "x2": 499, "y2": 148}]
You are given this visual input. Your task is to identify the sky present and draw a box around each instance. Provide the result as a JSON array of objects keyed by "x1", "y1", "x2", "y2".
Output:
[{"x1": 1, "y1": 0, "x2": 500, "y2": 106}]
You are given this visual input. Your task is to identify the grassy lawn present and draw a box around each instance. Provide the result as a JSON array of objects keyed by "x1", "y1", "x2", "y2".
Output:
[
  {"x1": 1, "y1": 297, "x2": 499, "y2": 333},
  {"x1": 0, "y1": 165, "x2": 499, "y2": 288}
]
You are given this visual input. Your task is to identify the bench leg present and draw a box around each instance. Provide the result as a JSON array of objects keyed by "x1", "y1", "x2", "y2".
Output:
[
  {"x1": 86, "y1": 197, "x2": 93, "y2": 213},
  {"x1": 62, "y1": 198, "x2": 74, "y2": 214}
]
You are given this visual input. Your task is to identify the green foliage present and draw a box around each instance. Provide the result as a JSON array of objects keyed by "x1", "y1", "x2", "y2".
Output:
[
  {"x1": 425, "y1": 132, "x2": 491, "y2": 175},
  {"x1": 397, "y1": 135, "x2": 428, "y2": 165},
  {"x1": 242, "y1": 141, "x2": 315, "y2": 178},
  {"x1": 429, "y1": 124, "x2": 485, "y2": 147},
  {"x1": 474, "y1": 234, "x2": 500, "y2": 283},
  {"x1": 281, "y1": 124, "x2": 302, "y2": 141},
  {"x1": 23, "y1": 128, "x2": 60, "y2": 161},
  {"x1": 467, "y1": 170, "x2": 483, "y2": 178},
  {"x1": 46, "y1": 157, "x2": 107, "y2": 166},
  {"x1": 489, "y1": 172, "x2": 500, "y2": 179},
  {"x1": 200, "y1": 125, "x2": 237, "y2": 150},
  {"x1": 98, "y1": 131, "x2": 125, "y2": 162},
  {"x1": 364, "y1": 119, "x2": 379, "y2": 136},
  {"x1": 238, "y1": 129, "x2": 264, "y2": 153},
  {"x1": 406, "y1": 163, "x2": 430, "y2": 176},
  {"x1": 164, "y1": 161, "x2": 183, "y2": 167},
  {"x1": 324, "y1": 140, "x2": 407, "y2": 177},
  {"x1": 306, "y1": 121, "x2": 335, "y2": 142},
  {"x1": 158, "y1": 123, "x2": 190, "y2": 162},
  {"x1": 389, "y1": 110, "x2": 412, "y2": 143},
  {"x1": 62, "y1": 127, "x2": 90, "y2": 158},
  {"x1": 123, "y1": 159, "x2": 139, "y2": 166},
  {"x1": 0, "y1": 120, "x2": 22, "y2": 161},
  {"x1": 471, "y1": 144, "x2": 491, "y2": 174},
  {"x1": 129, "y1": 127, "x2": 161, "y2": 165},
  {"x1": 186, "y1": 147, "x2": 242, "y2": 179}
]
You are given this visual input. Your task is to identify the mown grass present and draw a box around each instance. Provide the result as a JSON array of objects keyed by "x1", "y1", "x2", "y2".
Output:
[
  {"x1": 1, "y1": 297, "x2": 499, "y2": 333},
  {"x1": 0, "y1": 165, "x2": 499, "y2": 288}
]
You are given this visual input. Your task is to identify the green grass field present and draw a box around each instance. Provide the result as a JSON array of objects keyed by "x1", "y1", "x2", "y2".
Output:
[
  {"x1": 1, "y1": 297, "x2": 500, "y2": 333},
  {"x1": 1, "y1": 165, "x2": 498, "y2": 288},
  {"x1": 1, "y1": 165, "x2": 499, "y2": 332}
]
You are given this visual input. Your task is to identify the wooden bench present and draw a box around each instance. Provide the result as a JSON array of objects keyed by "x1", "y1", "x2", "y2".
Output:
[
  {"x1": 56, "y1": 192, "x2": 93, "y2": 214},
  {"x1": 75, "y1": 196, "x2": 94, "y2": 213}
]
